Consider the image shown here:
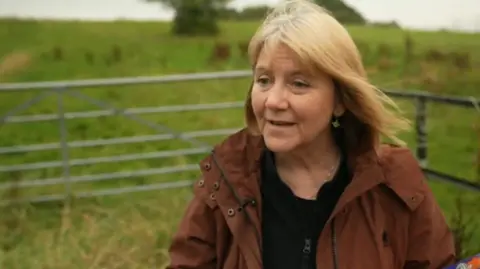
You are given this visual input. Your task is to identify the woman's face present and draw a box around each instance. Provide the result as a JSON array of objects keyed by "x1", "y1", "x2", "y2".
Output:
[{"x1": 251, "y1": 44, "x2": 344, "y2": 153}]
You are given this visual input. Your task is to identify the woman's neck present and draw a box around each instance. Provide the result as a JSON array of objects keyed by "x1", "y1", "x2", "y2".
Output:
[
  {"x1": 272, "y1": 134, "x2": 342, "y2": 199},
  {"x1": 274, "y1": 133, "x2": 341, "y2": 174}
]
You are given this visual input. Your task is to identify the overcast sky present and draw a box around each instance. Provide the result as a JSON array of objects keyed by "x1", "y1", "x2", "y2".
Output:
[{"x1": 0, "y1": 0, "x2": 478, "y2": 32}]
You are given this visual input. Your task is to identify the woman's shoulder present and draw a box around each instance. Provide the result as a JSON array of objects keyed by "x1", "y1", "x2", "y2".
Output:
[
  {"x1": 376, "y1": 144, "x2": 431, "y2": 211},
  {"x1": 211, "y1": 128, "x2": 263, "y2": 156},
  {"x1": 378, "y1": 143, "x2": 422, "y2": 172},
  {"x1": 196, "y1": 128, "x2": 264, "y2": 185},
  {"x1": 201, "y1": 128, "x2": 264, "y2": 167}
]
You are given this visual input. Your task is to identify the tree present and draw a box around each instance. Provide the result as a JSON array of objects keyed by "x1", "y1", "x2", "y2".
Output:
[
  {"x1": 145, "y1": 0, "x2": 232, "y2": 36},
  {"x1": 314, "y1": 0, "x2": 366, "y2": 24}
]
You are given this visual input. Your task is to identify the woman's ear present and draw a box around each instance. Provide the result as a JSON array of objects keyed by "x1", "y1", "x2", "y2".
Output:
[
  {"x1": 333, "y1": 103, "x2": 346, "y2": 117},
  {"x1": 333, "y1": 90, "x2": 346, "y2": 117},
  {"x1": 332, "y1": 80, "x2": 346, "y2": 117}
]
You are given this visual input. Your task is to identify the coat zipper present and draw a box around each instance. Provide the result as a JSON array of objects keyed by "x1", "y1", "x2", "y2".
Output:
[
  {"x1": 299, "y1": 220, "x2": 339, "y2": 269},
  {"x1": 302, "y1": 238, "x2": 312, "y2": 269}
]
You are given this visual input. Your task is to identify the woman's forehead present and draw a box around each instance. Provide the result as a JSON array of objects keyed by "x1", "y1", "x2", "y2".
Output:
[{"x1": 255, "y1": 44, "x2": 317, "y2": 75}]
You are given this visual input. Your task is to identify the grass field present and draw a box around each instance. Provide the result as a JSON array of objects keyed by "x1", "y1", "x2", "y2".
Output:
[{"x1": 0, "y1": 19, "x2": 479, "y2": 268}]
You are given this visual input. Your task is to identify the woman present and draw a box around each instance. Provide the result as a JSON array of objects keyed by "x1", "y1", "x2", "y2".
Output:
[{"x1": 167, "y1": 0, "x2": 455, "y2": 268}]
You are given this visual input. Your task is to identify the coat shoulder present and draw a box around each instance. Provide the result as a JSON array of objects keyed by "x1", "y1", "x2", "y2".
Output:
[
  {"x1": 377, "y1": 144, "x2": 429, "y2": 211},
  {"x1": 198, "y1": 128, "x2": 263, "y2": 183}
]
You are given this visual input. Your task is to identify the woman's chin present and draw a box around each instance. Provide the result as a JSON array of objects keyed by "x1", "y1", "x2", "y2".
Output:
[{"x1": 263, "y1": 137, "x2": 297, "y2": 153}]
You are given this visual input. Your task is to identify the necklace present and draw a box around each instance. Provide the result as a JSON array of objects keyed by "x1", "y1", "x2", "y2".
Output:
[
  {"x1": 324, "y1": 155, "x2": 342, "y2": 182},
  {"x1": 307, "y1": 155, "x2": 342, "y2": 199}
]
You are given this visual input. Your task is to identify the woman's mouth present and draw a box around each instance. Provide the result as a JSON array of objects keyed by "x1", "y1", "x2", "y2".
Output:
[{"x1": 268, "y1": 120, "x2": 295, "y2": 126}]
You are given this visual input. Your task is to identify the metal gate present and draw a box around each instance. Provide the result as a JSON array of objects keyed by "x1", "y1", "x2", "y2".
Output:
[{"x1": 0, "y1": 70, "x2": 479, "y2": 203}]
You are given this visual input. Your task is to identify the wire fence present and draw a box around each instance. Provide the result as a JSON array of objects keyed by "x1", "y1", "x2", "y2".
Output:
[{"x1": 0, "y1": 70, "x2": 479, "y2": 204}]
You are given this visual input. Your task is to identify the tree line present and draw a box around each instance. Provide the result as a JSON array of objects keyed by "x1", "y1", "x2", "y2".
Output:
[{"x1": 145, "y1": 0, "x2": 367, "y2": 36}]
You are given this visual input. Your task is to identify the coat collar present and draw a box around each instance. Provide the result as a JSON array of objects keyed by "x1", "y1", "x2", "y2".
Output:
[
  {"x1": 200, "y1": 128, "x2": 381, "y2": 191},
  {"x1": 199, "y1": 128, "x2": 424, "y2": 211}
]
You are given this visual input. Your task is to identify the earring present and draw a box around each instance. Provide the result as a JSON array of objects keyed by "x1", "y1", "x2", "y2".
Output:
[{"x1": 331, "y1": 116, "x2": 340, "y2": 128}]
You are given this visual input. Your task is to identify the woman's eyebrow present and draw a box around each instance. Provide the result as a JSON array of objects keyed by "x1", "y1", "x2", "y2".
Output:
[
  {"x1": 254, "y1": 66, "x2": 269, "y2": 73},
  {"x1": 254, "y1": 66, "x2": 308, "y2": 76}
]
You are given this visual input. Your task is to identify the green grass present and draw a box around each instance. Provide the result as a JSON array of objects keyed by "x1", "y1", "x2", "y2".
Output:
[{"x1": 0, "y1": 19, "x2": 479, "y2": 268}]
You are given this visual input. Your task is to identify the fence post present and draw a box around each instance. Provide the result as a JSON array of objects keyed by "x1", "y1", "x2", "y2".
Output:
[
  {"x1": 56, "y1": 87, "x2": 71, "y2": 201},
  {"x1": 415, "y1": 96, "x2": 428, "y2": 167}
]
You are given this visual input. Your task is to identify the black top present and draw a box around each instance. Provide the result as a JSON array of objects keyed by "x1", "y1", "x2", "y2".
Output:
[{"x1": 261, "y1": 148, "x2": 351, "y2": 269}]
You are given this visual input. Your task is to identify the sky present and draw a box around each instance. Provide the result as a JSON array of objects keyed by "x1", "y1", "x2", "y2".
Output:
[{"x1": 0, "y1": 0, "x2": 479, "y2": 32}]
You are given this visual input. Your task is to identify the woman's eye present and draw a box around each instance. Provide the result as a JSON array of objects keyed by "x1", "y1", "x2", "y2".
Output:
[
  {"x1": 292, "y1": 80, "x2": 310, "y2": 88},
  {"x1": 256, "y1": 77, "x2": 270, "y2": 86}
]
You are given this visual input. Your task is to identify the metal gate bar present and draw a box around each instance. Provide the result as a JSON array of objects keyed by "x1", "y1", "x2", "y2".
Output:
[{"x1": 0, "y1": 70, "x2": 478, "y2": 204}]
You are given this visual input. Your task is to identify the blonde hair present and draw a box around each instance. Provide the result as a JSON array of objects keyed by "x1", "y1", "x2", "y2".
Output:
[{"x1": 245, "y1": 0, "x2": 410, "y2": 154}]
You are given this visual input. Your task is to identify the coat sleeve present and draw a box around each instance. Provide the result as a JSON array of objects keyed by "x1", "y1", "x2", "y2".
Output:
[
  {"x1": 403, "y1": 187, "x2": 456, "y2": 269},
  {"x1": 166, "y1": 181, "x2": 217, "y2": 269}
]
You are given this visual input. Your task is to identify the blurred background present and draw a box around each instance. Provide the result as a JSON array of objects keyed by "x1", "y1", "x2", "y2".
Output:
[{"x1": 0, "y1": 0, "x2": 479, "y2": 268}]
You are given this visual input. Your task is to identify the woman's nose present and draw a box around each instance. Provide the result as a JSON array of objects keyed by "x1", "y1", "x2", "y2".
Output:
[{"x1": 265, "y1": 84, "x2": 288, "y2": 110}]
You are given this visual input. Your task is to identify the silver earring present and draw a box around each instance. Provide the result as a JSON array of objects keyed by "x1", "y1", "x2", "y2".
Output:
[{"x1": 332, "y1": 117, "x2": 340, "y2": 128}]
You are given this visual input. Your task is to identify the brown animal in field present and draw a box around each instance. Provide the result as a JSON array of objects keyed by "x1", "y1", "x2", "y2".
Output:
[{"x1": 209, "y1": 42, "x2": 231, "y2": 63}]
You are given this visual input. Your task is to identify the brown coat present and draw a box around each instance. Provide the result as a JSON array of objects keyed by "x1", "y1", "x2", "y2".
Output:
[{"x1": 167, "y1": 129, "x2": 455, "y2": 269}]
